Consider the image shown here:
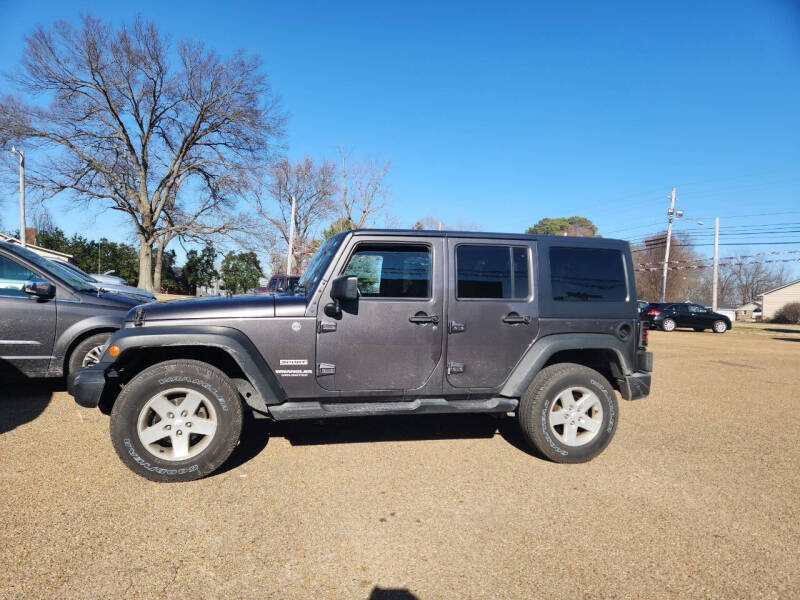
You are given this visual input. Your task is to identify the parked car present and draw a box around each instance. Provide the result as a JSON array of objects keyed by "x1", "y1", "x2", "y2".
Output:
[
  {"x1": 255, "y1": 273, "x2": 301, "y2": 295},
  {"x1": 90, "y1": 270, "x2": 127, "y2": 286},
  {"x1": 69, "y1": 229, "x2": 652, "y2": 482},
  {"x1": 0, "y1": 242, "x2": 144, "y2": 379},
  {"x1": 52, "y1": 260, "x2": 155, "y2": 303},
  {"x1": 644, "y1": 302, "x2": 731, "y2": 333}
]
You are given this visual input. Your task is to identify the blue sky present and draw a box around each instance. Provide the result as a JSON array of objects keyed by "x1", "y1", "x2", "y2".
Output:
[{"x1": 1, "y1": 0, "x2": 799, "y2": 270}]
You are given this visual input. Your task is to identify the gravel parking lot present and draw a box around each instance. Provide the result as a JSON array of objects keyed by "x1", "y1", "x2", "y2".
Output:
[{"x1": 1, "y1": 326, "x2": 798, "y2": 599}]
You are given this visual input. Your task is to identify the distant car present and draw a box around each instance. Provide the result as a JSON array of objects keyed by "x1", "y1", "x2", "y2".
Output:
[
  {"x1": 0, "y1": 242, "x2": 144, "y2": 378},
  {"x1": 255, "y1": 274, "x2": 300, "y2": 295},
  {"x1": 91, "y1": 271, "x2": 127, "y2": 286},
  {"x1": 52, "y1": 260, "x2": 155, "y2": 303},
  {"x1": 644, "y1": 302, "x2": 731, "y2": 333}
]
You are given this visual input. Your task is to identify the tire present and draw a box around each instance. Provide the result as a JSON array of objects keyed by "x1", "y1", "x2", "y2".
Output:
[
  {"x1": 662, "y1": 318, "x2": 676, "y2": 332},
  {"x1": 67, "y1": 332, "x2": 112, "y2": 375},
  {"x1": 712, "y1": 320, "x2": 728, "y2": 334},
  {"x1": 110, "y1": 359, "x2": 243, "y2": 482},
  {"x1": 518, "y1": 363, "x2": 618, "y2": 463}
]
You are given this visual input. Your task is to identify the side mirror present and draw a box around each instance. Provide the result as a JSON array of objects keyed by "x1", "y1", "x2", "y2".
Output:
[
  {"x1": 326, "y1": 275, "x2": 358, "y2": 317},
  {"x1": 23, "y1": 278, "x2": 56, "y2": 299},
  {"x1": 331, "y1": 275, "x2": 359, "y2": 301}
]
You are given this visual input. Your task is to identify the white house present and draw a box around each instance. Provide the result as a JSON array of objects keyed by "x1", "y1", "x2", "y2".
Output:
[
  {"x1": 0, "y1": 232, "x2": 74, "y2": 261},
  {"x1": 760, "y1": 279, "x2": 800, "y2": 320}
]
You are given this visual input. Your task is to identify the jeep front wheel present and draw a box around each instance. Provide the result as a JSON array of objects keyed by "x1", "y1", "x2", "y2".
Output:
[
  {"x1": 110, "y1": 359, "x2": 243, "y2": 482},
  {"x1": 518, "y1": 363, "x2": 618, "y2": 463}
]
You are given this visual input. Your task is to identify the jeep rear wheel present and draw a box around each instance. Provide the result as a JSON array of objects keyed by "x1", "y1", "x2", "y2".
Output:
[
  {"x1": 518, "y1": 363, "x2": 618, "y2": 463},
  {"x1": 110, "y1": 359, "x2": 243, "y2": 482}
]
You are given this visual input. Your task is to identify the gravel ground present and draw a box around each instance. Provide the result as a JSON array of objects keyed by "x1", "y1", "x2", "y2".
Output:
[{"x1": 1, "y1": 328, "x2": 798, "y2": 599}]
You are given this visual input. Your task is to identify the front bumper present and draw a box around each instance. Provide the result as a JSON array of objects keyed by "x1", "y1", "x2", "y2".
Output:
[{"x1": 67, "y1": 363, "x2": 108, "y2": 408}]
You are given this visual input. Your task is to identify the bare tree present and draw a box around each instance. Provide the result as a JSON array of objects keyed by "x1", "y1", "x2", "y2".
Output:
[
  {"x1": 338, "y1": 148, "x2": 390, "y2": 229},
  {"x1": 632, "y1": 232, "x2": 704, "y2": 302},
  {"x1": 721, "y1": 259, "x2": 790, "y2": 305},
  {"x1": 246, "y1": 156, "x2": 337, "y2": 273},
  {"x1": 0, "y1": 16, "x2": 284, "y2": 290}
]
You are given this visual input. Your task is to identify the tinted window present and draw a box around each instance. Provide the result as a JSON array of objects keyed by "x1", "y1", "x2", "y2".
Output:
[
  {"x1": 0, "y1": 255, "x2": 35, "y2": 297},
  {"x1": 456, "y1": 245, "x2": 529, "y2": 299},
  {"x1": 343, "y1": 244, "x2": 430, "y2": 298},
  {"x1": 550, "y1": 247, "x2": 627, "y2": 302},
  {"x1": 689, "y1": 304, "x2": 708, "y2": 314}
]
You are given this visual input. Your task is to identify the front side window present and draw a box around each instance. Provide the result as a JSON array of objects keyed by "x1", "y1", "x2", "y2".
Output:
[
  {"x1": 343, "y1": 244, "x2": 431, "y2": 298},
  {"x1": 689, "y1": 305, "x2": 708, "y2": 314},
  {"x1": 456, "y1": 245, "x2": 529, "y2": 299},
  {"x1": 267, "y1": 278, "x2": 277, "y2": 292},
  {"x1": 550, "y1": 247, "x2": 627, "y2": 302},
  {"x1": 0, "y1": 255, "x2": 35, "y2": 297}
]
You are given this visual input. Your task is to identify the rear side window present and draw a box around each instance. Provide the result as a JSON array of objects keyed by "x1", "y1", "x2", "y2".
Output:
[
  {"x1": 343, "y1": 244, "x2": 431, "y2": 298},
  {"x1": 456, "y1": 245, "x2": 529, "y2": 299},
  {"x1": 550, "y1": 247, "x2": 627, "y2": 302}
]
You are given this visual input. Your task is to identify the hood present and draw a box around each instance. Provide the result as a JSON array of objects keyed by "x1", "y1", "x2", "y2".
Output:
[
  {"x1": 93, "y1": 281, "x2": 155, "y2": 301},
  {"x1": 127, "y1": 293, "x2": 277, "y2": 322},
  {"x1": 78, "y1": 289, "x2": 143, "y2": 309}
]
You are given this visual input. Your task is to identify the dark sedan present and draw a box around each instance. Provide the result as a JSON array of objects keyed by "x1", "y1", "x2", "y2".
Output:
[{"x1": 643, "y1": 302, "x2": 731, "y2": 333}]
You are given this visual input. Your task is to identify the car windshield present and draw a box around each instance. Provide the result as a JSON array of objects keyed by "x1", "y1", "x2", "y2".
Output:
[
  {"x1": 8, "y1": 246, "x2": 96, "y2": 292},
  {"x1": 296, "y1": 234, "x2": 345, "y2": 296}
]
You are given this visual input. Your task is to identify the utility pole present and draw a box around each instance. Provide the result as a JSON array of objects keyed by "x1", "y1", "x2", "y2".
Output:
[
  {"x1": 98, "y1": 239, "x2": 102, "y2": 273},
  {"x1": 659, "y1": 187, "x2": 683, "y2": 303},
  {"x1": 712, "y1": 217, "x2": 719, "y2": 312},
  {"x1": 10, "y1": 147, "x2": 26, "y2": 247},
  {"x1": 286, "y1": 195, "x2": 296, "y2": 275}
]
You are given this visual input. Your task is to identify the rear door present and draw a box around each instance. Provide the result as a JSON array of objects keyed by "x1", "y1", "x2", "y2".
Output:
[
  {"x1": 315, "y1": 236, "x2": 444, "y2": 394},
  {"x1": 0, "y1": 253, "x2": 57, "y2": 377},
  {"x1": 445, "y1": 238, "x2": 537, "y2": 390}
]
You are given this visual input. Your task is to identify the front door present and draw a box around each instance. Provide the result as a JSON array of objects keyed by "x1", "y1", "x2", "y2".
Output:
[
  {"x1": 315, "y1": 237, "x2": 444, "y2": 394},
  {"x1": 0, "y1": 253, "x2": 57, "y2": 377},
  {"x1": 445, "y1": 239, "x2": 538, "y2": 389}
]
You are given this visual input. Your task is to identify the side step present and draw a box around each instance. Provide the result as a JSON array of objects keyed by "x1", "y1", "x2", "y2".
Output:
[{"x1": 268, "y1": 397, "x2": 519, "y2": 421}]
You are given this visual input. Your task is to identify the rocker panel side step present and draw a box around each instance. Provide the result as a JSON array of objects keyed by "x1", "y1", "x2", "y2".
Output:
[{"x1": 268, "y1": 397, "x2": 519, "y2": 421}]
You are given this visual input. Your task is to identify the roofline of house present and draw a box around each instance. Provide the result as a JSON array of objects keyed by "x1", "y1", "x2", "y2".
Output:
[
  {"x1": 758, "y1": 278, "x2": 800, "y2": 298},
  {"x1": 0, "y1": 232, "x2": 74, "y2": 260}
]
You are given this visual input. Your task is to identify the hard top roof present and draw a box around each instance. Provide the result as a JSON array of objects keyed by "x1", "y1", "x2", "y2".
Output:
[{"x1": 346, "y1": 229, "x2": 627, "y2": 245}]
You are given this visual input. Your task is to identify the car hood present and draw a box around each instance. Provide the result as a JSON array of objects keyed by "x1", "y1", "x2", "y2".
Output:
[
  {"x1": 128, "y1": 293, "x2": 278, "y2": 322},
  {"x1": 78, "y1": 289, "x2": 144, "y2": 310}
]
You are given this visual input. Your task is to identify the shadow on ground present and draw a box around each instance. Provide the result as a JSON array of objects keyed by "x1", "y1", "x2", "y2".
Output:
[
  {"x1": 763, "y1": 327, "x2": 800, "y2": 334},
  {"x1": 0, "y1": 379, "x2": 64, "y2": 435},
  {"x1": 368, "y1": 587, "x2": 419, "y2": 599},
  {"x1": 773, "y1": 337, "x2": 800, "y2": 343},
  {"x1": 217, "y1": 411, "x2": 541, "y2": 475}
]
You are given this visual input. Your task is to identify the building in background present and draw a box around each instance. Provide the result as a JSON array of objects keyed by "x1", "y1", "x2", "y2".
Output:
[
  {"x1": 760, "y1": 279, "x2": 800, "y2": 321},
  {"x1": 0, "y1": 232, "x2": 73, "y2": 262}
]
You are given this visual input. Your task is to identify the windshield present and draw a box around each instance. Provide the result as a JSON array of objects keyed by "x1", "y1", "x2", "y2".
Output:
[
  {"x1": 297, "y1": 234, "x2": 345, "y2": 296},
  {"x1": 8, "y1": 245, "x2": 97, "y2": 291}
]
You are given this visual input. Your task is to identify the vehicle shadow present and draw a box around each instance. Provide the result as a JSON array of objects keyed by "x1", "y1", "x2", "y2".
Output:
[
  {"x1": 0, "y1": 378, "x2": 64, "y2": 435},
  {"x1": 773, "y1": 337, "x2": 800, "y2": 343},
  {"x1": 217, "y1": 412, "x2": 543, "y2": 474},
  {"x1": 368, "y1": 587, "x2": 419, "y2": 600},
  {"x1": 763, "y1": 327, "x2": 800, "y2": 334}
]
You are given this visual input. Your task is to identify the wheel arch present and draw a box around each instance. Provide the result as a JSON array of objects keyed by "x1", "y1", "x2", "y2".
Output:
[
  {"x1": 63, "y1": 327, "x2": 118, "y2": 375},
  {"x1": 96, "y1": 326, "x2": 286, "y2": 415},
  {"x1": 501, "y1": 333, "x2": 634, "y2": 398}
]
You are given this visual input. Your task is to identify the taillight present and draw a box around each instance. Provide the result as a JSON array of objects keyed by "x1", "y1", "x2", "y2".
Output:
[
  {"x1": 647, "y1": 309, "x2": 661, "y2": 316},
  {"x1": 640, "y1": 322, "x2": 649, "y2": 347}
]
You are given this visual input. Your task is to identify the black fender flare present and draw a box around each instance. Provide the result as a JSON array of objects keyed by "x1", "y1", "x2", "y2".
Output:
[
  {"x1": 500, "y1": 333, "x2": 634, "y2": 398},
  {"x1": 103, "y1": 325, "x2": 286, "y2": 412}
]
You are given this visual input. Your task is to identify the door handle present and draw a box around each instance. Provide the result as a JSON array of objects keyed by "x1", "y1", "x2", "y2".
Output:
[
  {"x1": 409, "y1": 313, "x2": 440, "y2": 325},
  {"x1": 502, "y1": 312, "x2": 531, "y2": 325}
]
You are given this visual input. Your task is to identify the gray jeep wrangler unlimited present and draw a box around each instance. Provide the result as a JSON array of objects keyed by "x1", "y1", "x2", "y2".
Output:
[{"x1": 69, "y1": 230, "x2": 652, "y2": 482}]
